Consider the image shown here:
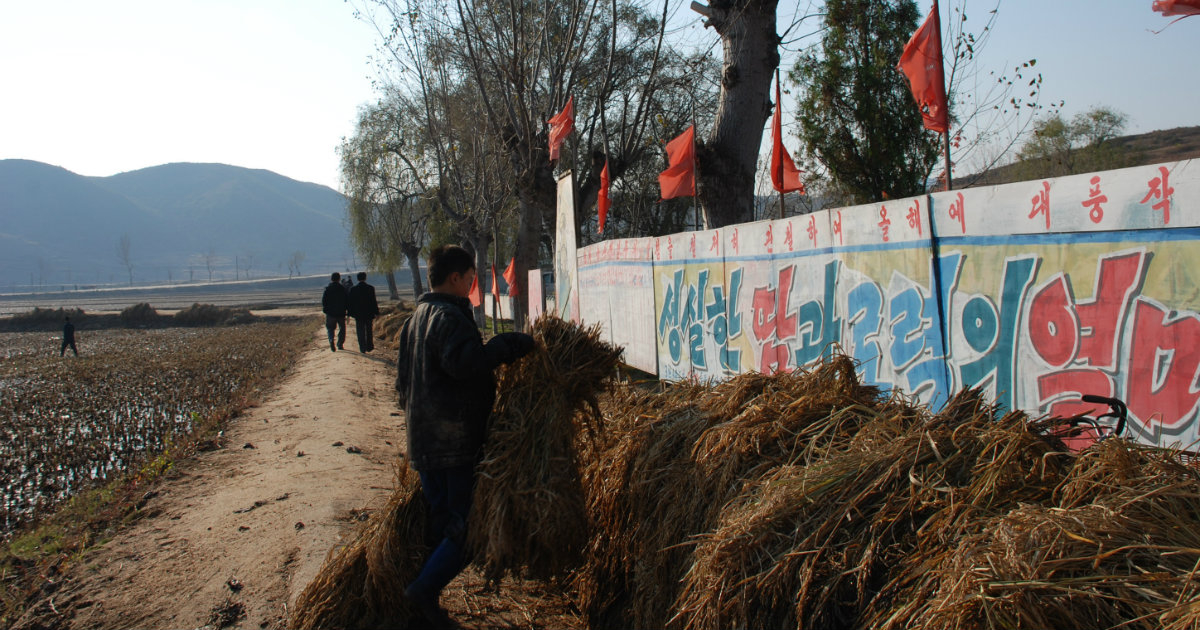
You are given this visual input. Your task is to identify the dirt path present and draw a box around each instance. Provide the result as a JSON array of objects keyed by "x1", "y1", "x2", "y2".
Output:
[{"x1": 13, "y1": 316, "x2": 583, "y2": 630}]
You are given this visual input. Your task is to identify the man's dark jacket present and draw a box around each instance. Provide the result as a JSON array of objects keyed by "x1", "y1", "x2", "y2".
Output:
[
  {"x1": 322, "y1": 281, "x2": 349, "y2": 317},
  {"x1": 395, "y1": 292, "x2": 500, "y2": 471},
  {"x1": 348, "y1": 281, "x2": 380, "y2": 320}
]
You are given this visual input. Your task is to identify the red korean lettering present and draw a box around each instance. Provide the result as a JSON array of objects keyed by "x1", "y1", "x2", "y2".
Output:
[
  {"x1": 878, "y1": 205, "x2": 891, "y2": 242},
  {"x1": 1081, "y1": 176, "x2": 1106, "y2": 224},
  {"x1": 1038, "y1": 369, "x2": 1115, "y2": 420},
  {"x1": 1074, "y1": 252, "x2": 1145, "y2": 369},
  {"x1": 948, "y1": 192, "x2": 966, "y2": 234},
  {"x1": 1028, "y1": 181, "x2": 1050, "y2": 230},
  {"x1": 906, "y1": 199, "x2": 922, "y2": 236},
  {"x1": 1127, "y1": 298, "x2": 1200, "y2": 430},
  {"x1": 1139, "y1": 166, "x2": 1173, "y2": 224},
  {"x1": 1028, "y1": 274, "x2": 1079, "y2": 369}
]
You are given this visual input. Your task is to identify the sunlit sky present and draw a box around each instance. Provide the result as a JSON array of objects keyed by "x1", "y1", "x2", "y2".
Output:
[{"x1": 0, "y1": 0, "x2": 1196, "y2": 191}]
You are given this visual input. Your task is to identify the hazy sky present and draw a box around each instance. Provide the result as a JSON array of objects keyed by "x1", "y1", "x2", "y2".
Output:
[{"x1": 1, "y1": 1, "x2": 1196, "y2": 191}]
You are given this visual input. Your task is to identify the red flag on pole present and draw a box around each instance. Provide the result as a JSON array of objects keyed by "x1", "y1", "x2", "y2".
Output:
[
  {"x1": 771, "y1": 77, "x2": 805, "y2": 194},
  {"x1": 468, "y1": 271, "x2": 483, "y2": 307},
  {"x1": 548, "y1": 96, "x2": 575, "y2": 161},
  {"x1": 1154, "y1": 0, "x2": 1200, "y2": 15},
  {"x1": 502, "y1": 257, "x2": 519, "y2": 297},
  {"x1": 658, "y1": 125, "x2": 695, "y2": 200},
  {"x1": 598, "y1": 160, "x2": 611, "y2": 233},
  {"x1": 897, "y1": 1, "x2": 949, "y2": 134}
]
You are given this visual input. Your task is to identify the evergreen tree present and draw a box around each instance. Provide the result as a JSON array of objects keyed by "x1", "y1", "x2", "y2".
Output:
[{"x1": 792, "y1": 0, "x2": 942, "y2": 204}]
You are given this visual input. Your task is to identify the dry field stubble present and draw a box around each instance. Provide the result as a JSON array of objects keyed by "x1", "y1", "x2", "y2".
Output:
[{"x1": 0, "y1": 319, "x2": 315, "y2": 536}]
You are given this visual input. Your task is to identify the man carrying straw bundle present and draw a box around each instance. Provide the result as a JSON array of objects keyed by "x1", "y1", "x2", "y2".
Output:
[{"x1": 395, "y1": 244, "x2": 535, "y2": 626}]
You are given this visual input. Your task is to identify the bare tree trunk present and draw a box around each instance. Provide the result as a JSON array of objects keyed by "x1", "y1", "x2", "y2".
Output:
[
  {"x1": 511, "y1": 198, "x2": 541, "y2": 333},
  {"x1": 385, "y1": 269, "x2": 401, "y2": 301},
  {"x1": 694, "y1": 0, "x2": 780, "y2": 228},
  {"x1": 403, "y1": 245, "x2": 425, "y2": 300}
]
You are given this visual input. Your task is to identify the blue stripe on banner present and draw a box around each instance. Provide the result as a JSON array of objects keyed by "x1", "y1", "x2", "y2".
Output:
[
  {"x1": 936, "y1": 226, "x2": 1200, "y2": 247},
  {"x1": 578, "y1": 260, "x2": 657, "y2": 271}
]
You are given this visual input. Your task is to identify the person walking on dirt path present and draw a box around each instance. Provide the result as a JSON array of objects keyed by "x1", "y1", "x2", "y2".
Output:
[
  {"x1": 348, "y1": 272, "x2": 379, "y2": 353},
  {"x1": 322, "y1": 272, "x2": 349, "y2": 352},
  {"x1": 394, "y1": 245, "x2": 535, "y2": 626},
  {"x1": 60, "y1": 316, "x2": 78, "y2": 356}
]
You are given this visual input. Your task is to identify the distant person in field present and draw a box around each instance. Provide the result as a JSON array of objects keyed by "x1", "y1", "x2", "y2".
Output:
[
  {"x1": 341, "y1": 274, "x2": 354, "y2": 295},
  {"x1": 347, "y1": 271, "x2": 379, "y2": 353},
  {"x1": 394, "y1": 244, "x2": 535, "y2": 625},
  {"x1": 60, "y1": 316, "x2": 78, "y2": 356},
  {"x1": 321, "y1": 272, "x2": 349, "y2": 352}
]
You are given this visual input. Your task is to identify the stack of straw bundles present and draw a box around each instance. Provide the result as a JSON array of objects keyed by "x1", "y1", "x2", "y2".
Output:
[{"x1": 468, "y1": 315, "x2": 624, "y2": 580}]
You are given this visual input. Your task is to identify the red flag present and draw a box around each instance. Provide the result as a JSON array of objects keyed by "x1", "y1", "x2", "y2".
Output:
[
  {"x1": 548, "y1": 96, "x2": 575, "y2": 161},
  {"x1": 598, "y1": 160, "x2": 611, "y2": 233},
  {"x1": 658, "y1": 125, "x2": 695, "y2": 200},
  {"x1": 1154, "y1": 0, "x2": 1200, "y2": 15},
  {"x1": 490, "y1": 264, "x2": 501, "y2": 303},
  {"x1": 468, "y1": 271, "x2": 483, "y2": 307},
  {"x1": 897, "y1": 1, "x2": 948, "y2": 134},
  {"x1": 771, "y1": 77, "x2": 805, "y2": 194},
  {"x1": 502, "y1": 257, "x2": 519, "y2": 297}
]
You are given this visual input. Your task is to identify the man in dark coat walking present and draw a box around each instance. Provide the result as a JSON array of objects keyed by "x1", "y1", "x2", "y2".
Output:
[
  {"x1": 347, "y1": 272, "x2": 380, "y2": 353},
  {"x1": 395, "y1": 245, "x2": 535, "y2": 626},
  {"x1": 321, "y1": 272, "x2": 349, "y2": 352}
]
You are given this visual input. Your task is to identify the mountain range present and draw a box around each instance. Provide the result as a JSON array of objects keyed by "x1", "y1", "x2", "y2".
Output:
[{"x1": 0, "y1": 160, "x2": 354, "y2": 291}]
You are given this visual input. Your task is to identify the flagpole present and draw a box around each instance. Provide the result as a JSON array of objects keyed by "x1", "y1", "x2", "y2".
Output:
[
  {"x1": 944, "y1": 130, "x2": 953, "y2": 191},
  {"x1": 691, "y1": 102, "x2": 700, "y2": 232},
  {"x1": 776, "y1": 68, "x2": 786, "y2": 220},
  {"x1": 934, "y1": 0, "x2": 952, "y2": 192},
  {"x1": 492, "y1": 222, "x2": 499, "y2": 334}
]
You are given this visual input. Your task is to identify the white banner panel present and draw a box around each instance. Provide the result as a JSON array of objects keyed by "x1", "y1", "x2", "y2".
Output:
[
  {"x1": 553, "y1": 172, "x2": 581, "y2": 322},
  {"x1": 577, "y1": 238, "x2": 657, "y2": 374}
]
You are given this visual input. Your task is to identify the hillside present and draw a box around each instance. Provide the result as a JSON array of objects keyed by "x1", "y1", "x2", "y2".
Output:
[
  {"x1": 958, "y1": 125, "x2": 1200, "y2": 187},
  {"x1": 0, "y1": 161, "x2": 353, "y2": 292}
]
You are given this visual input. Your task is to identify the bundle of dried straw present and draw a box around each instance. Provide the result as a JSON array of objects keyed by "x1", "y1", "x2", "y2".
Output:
[
  {"x1": 578, "y1": 362, "x2": 1200, "y2": 630},
  {"x1": 468, "y1": 315, "x2": 624, "y2": 580}
]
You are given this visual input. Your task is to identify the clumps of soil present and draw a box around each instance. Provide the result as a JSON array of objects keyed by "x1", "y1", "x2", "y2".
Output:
[{"x1": 207, "y1": 597, "x2": 245, "y2": 629}]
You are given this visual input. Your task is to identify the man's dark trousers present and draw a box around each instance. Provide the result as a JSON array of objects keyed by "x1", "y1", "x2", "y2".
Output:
[
  {"x1": 407, "y1": 464, "x2": 475, "y2": 599},
  {"x1": 354, "y1": 317, "x2": 374, "y2": 352},
  {"x1": 325, "y1": 315, "x2": 346, "y2": 350}
]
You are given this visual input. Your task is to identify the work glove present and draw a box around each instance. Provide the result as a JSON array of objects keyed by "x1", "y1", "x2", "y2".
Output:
[{"x1": 485, "y1": 332, "x2": 536, "y2": 365}]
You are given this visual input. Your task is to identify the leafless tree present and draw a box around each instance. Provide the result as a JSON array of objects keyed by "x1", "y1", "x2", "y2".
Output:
[
  {"x1": 204, "y1": 247, "x2": 217, "y2": 283},
  {"x1": 358, "y1": 0, "x2": 708, "y2": 326}
]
